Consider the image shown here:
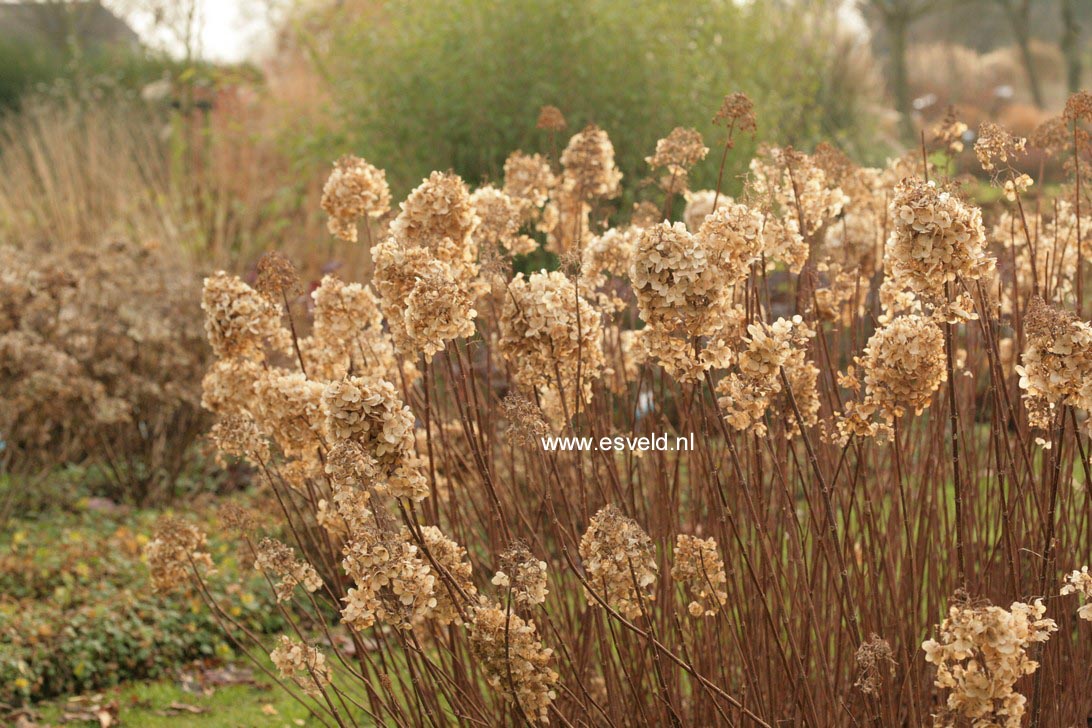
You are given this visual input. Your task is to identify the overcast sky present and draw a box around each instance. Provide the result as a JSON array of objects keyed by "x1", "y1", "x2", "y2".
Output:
[{"x1": 111, "y1": 0, "x2": 285, "y2": 63}]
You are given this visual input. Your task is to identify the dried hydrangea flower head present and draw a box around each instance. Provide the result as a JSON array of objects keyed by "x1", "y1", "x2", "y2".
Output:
[
  {"x1": 254, "y1": 538, "x2": 323, "y2": 603},
  {"x1": 716, "y1": 316, "x2": 816, "y2": 438},
  {"x1": 145, "y1": 517, "x2": 213, "y2": 593},
  {"x1": 713, "y1": 92, "x2": 757, "y2": 135},
  {"x1": 975, "y1": 122, "x2": 1027, "y2": 173},
  {"x1": 1060, "y1": 566, "x2": 1092, "y2": 621},
  {"x1": 201, "y1": 271, "x2": 288, "y2": 360},
  {"x1": 270, "y1": 636, "x2": 332, "y2": 699},
  {"x1": 647, "y1": 126, "x2": 708, "y2": 196},
  {"x1": 321, "y1": 155, "x2": 391, "y2": 242},
  {"x1": 1016, "y1": 297, "x2": 1092, "y2": 435},
  {"x1": 671, "y1": 534, "x2": 728, "y2": 617},
  {"x1": 503, "y1": 151, "x2": 556, "y2": 219},
  {"x1": 578, "y1": 505, "x2": 657, "y2": 620},
  {"x1": 371, "y1": 238, "x2": 478, "y2": 358},
  {"x1": 697, "y1": 201, "x2": 765, "y2": 284},
  {"x1": 500, "y1": 392, "x2": 551, "y2": 446},
  {"x1": 341, "y1": 523, "x2": 438, "y2": 630},
  {"x1": 683, "y1": 189, "x2": 731, "y2": 232},
  {"x1": 536, "y1": 104, "x2": 566, "y2": 131},
  {"x1": 209, "y1": 413, "x2": 270, "y2": 467},
  {"x1": 304, "y1": 275, "x2": 404, "y2": 383},
  {"x1": 631, "y1": 221, "x2": 722, "y2": 335},
  {"x1": 470, "y1": 184, "x2": 528, "y2": 254},
  {"x1": 580, "y1": 226, "x2": 638, "y2": 295},
  {"x1": 888, "y1": 178, "x2": 991, "y2": 291},
  {"x1": 498, "y1": 270, "x2": 604, "y2": 408},
  {"x1": 1063, "y1": 90, "x2": 1092, "y2": 124},
  {"x1": 862, "y1": 315, "x2": 946, "y2": 420},
  {"x1": 419, "y1": 525, "x2": 477, "y2": 625},
  {"x1": 390, "y1": 170, "x2": 479, "y2": 275},
  {"x1": 493, "y1": 541, "x2": 549, "y2": 608},
  {"x1": 931, "y1": 111, "x2": 969, "y2": 155},
  {"x1": 922, "y1": 595, "x2": 1057, "y2": 728},
  {"x1": 748, "y1": 146, "x2": 848, "y2": 261},
  {"x1": 251, "y1": 370, "x2": 326, "y2": 460},
  {"x1": 468, "y1": 602, "x2": 558, "y2": 723},
  {"x1": 560, "y1": 123, "x2": 622, "y2": 200},
  {"x1": 254, "y1": 251, "x2": 300, "y2": 303},
  {"x1": 320, "y1": 375, "x2": 427, "y2": 501},
  {"x1": 854, "y1": 634, "x2": 895, "y2": 696}
]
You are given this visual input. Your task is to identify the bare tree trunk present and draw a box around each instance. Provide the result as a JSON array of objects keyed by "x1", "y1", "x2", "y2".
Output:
[
  {"x1": 1000, "y1": 0, "x2": 1046, "y2": 107},
  {"x1": 888, "y1": 12, "x2": 915, "y2": 142},
  {"x1": 1061, "y1": 0, "x2": 1083, "y2": 94}
]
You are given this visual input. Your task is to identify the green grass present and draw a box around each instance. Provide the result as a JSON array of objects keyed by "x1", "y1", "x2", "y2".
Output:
[{"x1": 31, "y1": 658, "x2": 317, "y2": 727}]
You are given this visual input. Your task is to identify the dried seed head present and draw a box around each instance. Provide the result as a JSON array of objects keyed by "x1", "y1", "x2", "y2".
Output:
[
  {"x1": 321, "y1": 155, "x2": 391, "y2": 242},
  {"x1": 536, "y1": 104, "x2": 566, "y2": 131}
]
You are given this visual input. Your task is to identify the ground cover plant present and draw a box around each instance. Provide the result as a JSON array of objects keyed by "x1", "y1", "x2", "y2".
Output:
[{"x1": 142, "y1": 94, "x2": 1092, "y2": 726}]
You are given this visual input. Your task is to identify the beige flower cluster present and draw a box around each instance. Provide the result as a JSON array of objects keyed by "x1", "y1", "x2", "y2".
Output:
[
  {"x1": 886, "y1": 178, "x2": 992, "y2": 315},
  {"x1": 471, "y1": 185, "x2": 536, "y2": 255},
  {"x1": 145, "y1": 518, "x2": 213, "y2": 593},
  {"x1": 922, "y1": 597, "x2": 1057, "y2": 728},
  {"x1": 646, "y1": 126, "x2": 708, "y2": 196},
  {"x1": 1060, "y1": 566, "x2": 1092, "y2": 621},
  {"x1": 321, "y1": 155, "x2": 391, "y2": 242},
  {"x1": 253, "y1": 538, "x2": 323, "y2": 603},
  {"x1": 716, "y1": 316, "x2": 817, "y2": 438},
  {"x1": 341, "y1": 521, "x2": 439, "y2": 631},
  {"x1": 371, "y1": 171, "x2": 482, "y2": 358},
  {"x1": 493, "y1": 542, "x2": 549, "y2": 608},
  {"x1": 420, "y1": 525, "x2": 478, "y2": 625},
  {"x1": 468, "y1": 602, "x2": 558, "y2": 723},
  {"x1": 320, "y1": 376, "x2": 427, "y2": 500},
  {"x1": 270, "y1": 636, "x2": 332, "y2": 699},
  {"x1": 683, "y1": 189, "x2": 731, "y2": 232},
  {"x1": 304, "y1": 275, "x2": 405, "y2": 384},
  {"x1": 1016, "y1": 297, "x2": 1092, "y2": 435},
  {"x1": 671, "y1": 535, "x2": 728, "y2": 617},
  {"x1": 560, "y1": 123, "x2": 623, "y2": 201},
  {"x1": 202, "y1": 271, "x2": 289, "y2": 360},
  {"x1": 498, "y1": 270, "x2": 604, "y2": 416},
  {"x1": 503, "y1": 151, "x2": 556, "y2": 216},
  {"x1": 836, "y1": 315, "x2": 946, "y2": 443},
  {"x1": 578, "y1": 505, "x2": 657, "y2": 620}
]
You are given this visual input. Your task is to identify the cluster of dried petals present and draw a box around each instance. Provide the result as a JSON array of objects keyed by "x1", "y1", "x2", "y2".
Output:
[
  {"x1": 716, "y1": 317, "x2": 815, "y2": 437},
  {"x1": 493, "y1": 542, "x2": 549, "y2": 608},
  {"x1": 537, "y1": 188, "x2": 592, "y2": 255},
  {"x1": 698, "y1": 202, "x2": 765, "y2": 284},
  {"x1": 390, "y1": 171, "x2": 479, "y2": 271},
  {"x1": 854, "y1": 635, "x2": 895, "y2": 695},
  {"x1": 498, "y1": 270, "x2": 604, "y2": 407},
  {"x1": 1016, "y1": 297, "x2": 1092, "y2": 436},
  {"x1": 419, "y1": 525, "x2": 476, "y2": 625},
  {"x1": 468, "y1": 602, "x2": 558, "y2": 723},
  {"x1": 305, "y1": 275, "x2": 402, "y2": 382},
  {"x1": 536, "y1": 104, "x2": 566, "y2": 131},
  {"x1": 341, "y1": 522, "x2": 438, "y2": 630},
  {"x1": 887, "y1": 178, "x2": 992, "y2": 311},
  {"x1": 252, "y1": 370, "x2": 326, "y2": 460},
  {"x1": 202, "y1": 272, "x2": 288, "y2": 360},
  {"x1": 254, "y1": 538, "x2": 323, "y2": 603},
  {"x1": 683, "y1": 190, "x2": 731, "y2": 232},
  {"x1": 209, "y1": 413, "x2": 270, "y2": 466},
  {"x1": 254, "y1": 252, "x2": 300, "y2": 302},
  {"x1": 270, "y1": 636, "x2": 332, "y2": 699},
  {"x1": 321, "y1": 155, "x2": 391, "y2": 242},
  {"x1": 647, "y1": 127, "x2": 708, "y2": 195},
  {"x1": 975, "y1": 122, "x2": 1026, "y2": 173},
  {"x1": 749, "y1": 146, "x2": 848, "y2": 241},
  {"x1": 922, "y1": 596, "x2": 1056, "y2": 728},
  {"x1": 201, "y1": 357, "x2": 263, "y2": 416},
  {"x1": 471, "y1": 185, "x2": 534, "y2": 254},
  {"x1": 504, "y1": 151, "x2": 556, "y2": 217},
  {"x1": 371, "y1": 238, "x2": 477, "y2": 358},
  {"x1": 1060, "y1": 566, "x2": 1092, "y2": 621},
  {"x1": 713, "y1": 92, "x2": 757, "y2": 134},
  {"x1": 320, "y1": 376, "x2": 426, "y2": 500},
  {"x1": 500, "y1": 393, "x2": 551, "y2": 446},
  {"x1": 631, "y1": 222, "x2": 722, "y2": 335},
  {"x1": 863, "y1": 315, "x2": 945, "y2": 419},
  {"x1": 578, "y1": 505, "x2": 657, "y2": 620},
  {"x1": 581, "y1": 226, "x2": 638, "y2": 293},
  {"x1": 671, "y1": 535, "x2": 728, "y2": 617},
  {"x1": 145, "y1": 518, "x2": 213, "y2": 593},
  {"x1": 560, "y1": 124, "x2": 622, "y2": 200}
]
